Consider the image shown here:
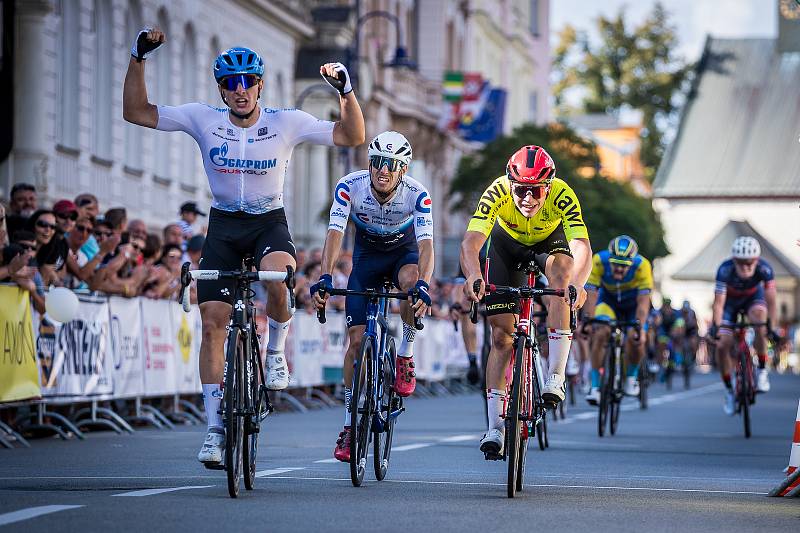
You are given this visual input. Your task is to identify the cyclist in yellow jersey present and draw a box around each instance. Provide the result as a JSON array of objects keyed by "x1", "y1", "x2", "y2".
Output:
[
  {"x1": 460, "y1": 145, "x2": 592, "y2": 456},
  {"x1": 581, "y1": 235, "x2": 653, "y2": 404}
]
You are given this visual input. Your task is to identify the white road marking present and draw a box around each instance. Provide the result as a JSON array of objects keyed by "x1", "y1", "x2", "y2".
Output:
[
  {"x1": 112, "y1": 486, "x2": 213, "y2": 497},
  {"x1": 392, "y1": 443, "x2": 434, "y2": 452},
  {"x1": 263, "y1": 475, "x2": 766, "y2": 495},
  {"x1": 0, "y1": 505, "x2": 84, "y2": 527},
  {"x1": 254, "y1": 467, "x2": 305, "y2": 478},
  {"x1": 314, "y1": 458, "x2": 340, "y2": 464},
  {"x1": 438, "y1": 434, "x2": 479, "y2": 443}
]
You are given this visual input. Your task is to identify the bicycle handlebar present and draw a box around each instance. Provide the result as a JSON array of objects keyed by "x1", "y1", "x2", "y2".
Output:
[
  {"x1": 178, "y1": 262, "x2": 296, "y2": 313},
  {"x1": 581, "y1": 317, "x2": 642, "y2": 340},
  {"x1": 316, "y1": 287, "x2": 424, "y2": 330},
  {"x1": 467, "y1": 281, "x2": 578, "y2": 330}
]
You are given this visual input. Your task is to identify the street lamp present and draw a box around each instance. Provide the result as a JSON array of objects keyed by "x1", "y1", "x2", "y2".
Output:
[{"x1": 348, "y1": 9, "x2": 416, "y2": 93}]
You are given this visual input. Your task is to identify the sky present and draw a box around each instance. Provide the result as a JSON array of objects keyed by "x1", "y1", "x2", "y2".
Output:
[{"x1": 550, "y1": 0, "x2": 778, "y2": 62}]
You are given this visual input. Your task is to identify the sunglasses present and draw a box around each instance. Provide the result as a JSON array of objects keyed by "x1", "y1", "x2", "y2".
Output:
[
  {"x1": 369, "y1": 155, "x2": 405, "y2": 173},
  {"x1": 36, "y1": 220, "x2": 57, "y2": 230},
  {"x1": 130, "y1": 243, "x2": 143, "y2": 252},
  {"x1": 219, "y1": 74, "x2": 260, "y2": 91},
  {"x1": 166, "y1": 253, "x2": 182, "y2": 260},
  {"x1": 56, "y1": 212, "x2": 78, "y2": 221},
  {"x1": 94, "y1": 230, "x2": 113, "y2": 238},
  {"x1": 734, "y1": 258, "x2": 757, "y2": 267},
  {"x1": 74, "y1": 224, "x2": 92, "y2": 234},
  {"x1": 19, "y1": 243, "x2": 36, "y2": 252},
  {"x1": 511, "y1": 183, "x2": 549, "y2": 200},
  {"x1": 77, "y1": 198, "x2": 95, "y2": 207}
]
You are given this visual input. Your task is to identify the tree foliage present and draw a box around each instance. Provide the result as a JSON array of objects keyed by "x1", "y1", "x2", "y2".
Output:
[
  {"x1": 553, "y1": 2, "x2": 692, "y2": 181},
  {"x1": 450, "y1": 122, "x2": 668, "y2": 259}
]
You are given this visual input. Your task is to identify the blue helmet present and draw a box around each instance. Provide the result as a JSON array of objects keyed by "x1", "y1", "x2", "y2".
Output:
[
  {"x1": 608, "y1": 235, "x2": 639, "y2": 266},
  {"x1": 213, "y1": 47, "x2": 264, "y2": 81}
]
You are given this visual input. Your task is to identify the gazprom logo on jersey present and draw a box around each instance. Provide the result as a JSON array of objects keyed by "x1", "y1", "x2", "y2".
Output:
[
  {"x1": 415, "y1": 191, "x2": 432, "y2": 213},
  {"x1": 209, "y1": 142, "x2": 277, "y2": 174},
  {"x1": 335, "y1": 182, "x2": 351, "y2": 206}
]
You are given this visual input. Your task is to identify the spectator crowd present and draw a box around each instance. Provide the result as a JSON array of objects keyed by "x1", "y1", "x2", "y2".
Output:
[
  {"x1": 0, "y1": 183, "x2": 208, "y2": 311},
  {"x1": 0, "y1": 182, "x2": 467, "y2": 319}
]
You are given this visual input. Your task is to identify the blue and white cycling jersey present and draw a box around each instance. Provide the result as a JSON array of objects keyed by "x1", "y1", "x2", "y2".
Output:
[
  {"x1": 156, "y1": 103, "x2": 335, "y2": 214},
  {"x1": 327, "y1": 170, "x2": 434, "y2": 250}
]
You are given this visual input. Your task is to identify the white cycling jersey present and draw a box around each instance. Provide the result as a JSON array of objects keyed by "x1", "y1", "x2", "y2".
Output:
[
  {"x1": 157, "y1": 103, "x2": 335, "y2": 214},
  {"x1": 327, "y1": 170, "x2": 434, "y2": 250}
]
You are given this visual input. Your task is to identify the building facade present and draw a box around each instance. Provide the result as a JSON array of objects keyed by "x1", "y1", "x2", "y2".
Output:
[{"x1": 2, "y1": 0, "x2": 313, "y2": 230}]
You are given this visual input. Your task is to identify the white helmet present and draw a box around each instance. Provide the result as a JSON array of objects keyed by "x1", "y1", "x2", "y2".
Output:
[
  {"x1": 731, "y1": 236, "x2": 761, "y2": 259},
  {"x1": 367, "y1": 131, "x2": 412, "y2": 166}
]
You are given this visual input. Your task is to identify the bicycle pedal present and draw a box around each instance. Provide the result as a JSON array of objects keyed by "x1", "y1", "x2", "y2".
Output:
[
  {"x1": 483, "y1": 451, "x2": 503, "y2": 461},
  {"x1": 202, "y1": 462, "x2": 225, "y2": 471}
]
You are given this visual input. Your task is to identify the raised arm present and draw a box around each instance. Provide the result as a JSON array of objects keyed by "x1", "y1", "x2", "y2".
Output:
[
  {"x1": 122, "y1": 28, "x2": 165, "y2": 128},
  {"x1": 319, "y1": 63, "x2": 365, "y2": 147}
]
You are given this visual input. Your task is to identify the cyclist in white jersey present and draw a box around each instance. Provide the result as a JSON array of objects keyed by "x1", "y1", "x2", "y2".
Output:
[
  {"x1": 310, "y1": 131, "x2": 434, "y2": 462},
  {"x1": 123, "y1": 28, "x2": 365, "y2": 465}
]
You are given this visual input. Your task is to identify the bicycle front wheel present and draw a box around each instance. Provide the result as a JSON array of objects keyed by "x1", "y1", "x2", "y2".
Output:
[
  {"x1": 506, "y1": 337, "x2": 527, "y2": 498},
  {"x1": 374, "y1": 337, "x2": 398, "y2": 481},
  {"x1": 739, "y1": 346, "x2": 752, "y2": 439},
  {"x1": 243, "y1": 330, "x2": 261, "y2": 491},
  {"x1": 639, "y1": 361, "x2": 649, "y2": 410},
  {"x1": 598, "y1": 346, "x2": 613, "y2": 437},
  {"x1": 224, "y1": 329, "x2": 245, "y2": 498},
  {"x1": 350, "y1": 337, "x2": 374, "y2": 486}
]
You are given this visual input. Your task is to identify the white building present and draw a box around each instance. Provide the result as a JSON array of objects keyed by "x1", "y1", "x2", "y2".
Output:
[
  {"x1": 2, "y1": 0, "x2": 316, "y2": 230},
  {"x1": 652, "y1": 8, "x2": 800, "y2": 324}
]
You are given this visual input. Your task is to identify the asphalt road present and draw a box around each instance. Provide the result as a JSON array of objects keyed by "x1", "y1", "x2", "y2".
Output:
[{"x1": 2, "y1": 371, "x2": 799, "y2": 532}]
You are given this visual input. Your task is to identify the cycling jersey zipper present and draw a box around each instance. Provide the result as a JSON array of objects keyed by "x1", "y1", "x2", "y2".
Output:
[{"x1": 238, "y1": 126, "x2": 246, "y2": 211}]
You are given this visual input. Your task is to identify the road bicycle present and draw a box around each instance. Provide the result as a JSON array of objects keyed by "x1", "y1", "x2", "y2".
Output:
[
  {"x1": 728, "y1": 314, "x2": 768, "y2": 439},
  {"x1": 179, "y1": 257, "x2": 295, "y2": 498},
  {"x1": 316, "y1": 280, "x2": 423, "y2": 486},
  {"x1": 469, "y1": 262, "x2": 576, "y2": 498},
  {"x1": 583, "y1": 318, "x2": 641, "y2": 437}
]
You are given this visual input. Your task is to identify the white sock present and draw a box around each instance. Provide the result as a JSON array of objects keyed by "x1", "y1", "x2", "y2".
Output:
[
  {"x1": 398, "y1": 322, "x2": 416, "y2": 358},
  {"x1": 267, "y1": 317, "x2": 291, "y2": 353},
  {"x1": 344, "y1": 387, "x2": 352, "y2": 426},
  {"x1": 202, "y1": 383, "x2": 223, "y2": 429},
  {"x1": 486, "y1": 388, "x2": 506, "y2": 431},
  {"x1": 547, "y1": 328, "x2": 573, "y2": 377}
]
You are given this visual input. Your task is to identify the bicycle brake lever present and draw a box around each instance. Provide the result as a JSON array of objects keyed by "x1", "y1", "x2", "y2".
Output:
[
  {"x1": 411, "y1": 290, "x2": 424, "y2": 330},
  {"x1": 316, "y1": 303, "x2": 327, "y2": 324},
  {"x1": 285, "y1": 265, "x2": 296, "y2": 311},
  {"x1": 469, "y1": 279, "x2": 482, "y2": 324}
]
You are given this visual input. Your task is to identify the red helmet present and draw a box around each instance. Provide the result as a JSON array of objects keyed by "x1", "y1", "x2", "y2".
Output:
[{"x1": 506, "y1": 145, "x2": 556, "y2": 184}]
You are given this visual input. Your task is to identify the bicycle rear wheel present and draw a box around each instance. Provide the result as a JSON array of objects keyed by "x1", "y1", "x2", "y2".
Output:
[
  {"x1": 350, "y1": 338, "x2": 374, "y2": 486},
  {"x1": 374, "y1": 338, "x2": 398, "y2": 481},
  {"x1": 506, "y1": 337, "x2": 527, "y2": 498},
  {"x1": 243, "y1": 331, "x2": 261, "y2": 491},
  {"x1": 224, "y1": 329, "x2": 245, "y2": 498}
]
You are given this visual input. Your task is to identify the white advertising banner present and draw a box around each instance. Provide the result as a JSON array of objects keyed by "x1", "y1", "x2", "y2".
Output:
[
  {"x1": 171, "y1": 301, "x2": 201, "y2": 394},
  {"x1": 38, "y1": 298, "x2": 113, "y2": 401},
  {"x1": 141, "y1": 298, "x2": 177, "y2": 397},
  {"x1": 108, "y1": 296, "x2": 145, "y2": 399},
  {"x1": 288, "y1": 312, "x2": 348, "y2": 387}
]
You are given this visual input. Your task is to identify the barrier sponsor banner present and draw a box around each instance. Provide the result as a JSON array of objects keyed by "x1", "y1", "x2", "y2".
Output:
[
  {"x1": 141, "y1": 299, "x2": 177, "y2": 396},
  {"x1": 412, "y1": 318, "x2": 447, "y2": 381},
  {"x1": 171, "y1": 302, "x2": 201, "y2": 394},
  {"x1": 40, "y1": 297, "x2": 113, "y2": 401},
  {"x1": 289, "y1": 312, "x2": 348, "y2": 387},
  {"x1": 108, "y1": 296, "x2": 145, "y2": 398},
  {"x1": 0, "y1": 286, "x2": 40, "y2": 403}
]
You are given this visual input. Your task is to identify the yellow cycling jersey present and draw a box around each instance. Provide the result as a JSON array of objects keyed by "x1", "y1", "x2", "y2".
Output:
[
  {"x1": 586, "y1": 250, "x2": 653, "y2": 303},
  {"x1": 466, "y1": 176, "x2": 589, "y2": 246}
]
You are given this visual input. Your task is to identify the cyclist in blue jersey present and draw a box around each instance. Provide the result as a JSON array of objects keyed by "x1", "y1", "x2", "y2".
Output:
[
  {"x1": 711, "y1": 236, "x2": 778, "y2": 414},
  {"x1": 123, "y1": 28, "x2": 365, "y2": 465},
  {"x1": 310, "y1": 131, "x2": 434, "y2": 462},
  {"x1": 582, "y1": 236, "x2": 653, "y2": 403}
]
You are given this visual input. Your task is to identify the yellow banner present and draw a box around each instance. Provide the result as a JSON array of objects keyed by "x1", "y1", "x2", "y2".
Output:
[{"x1": 0, "y1": 285, "x2": 40, "y2": 402}]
